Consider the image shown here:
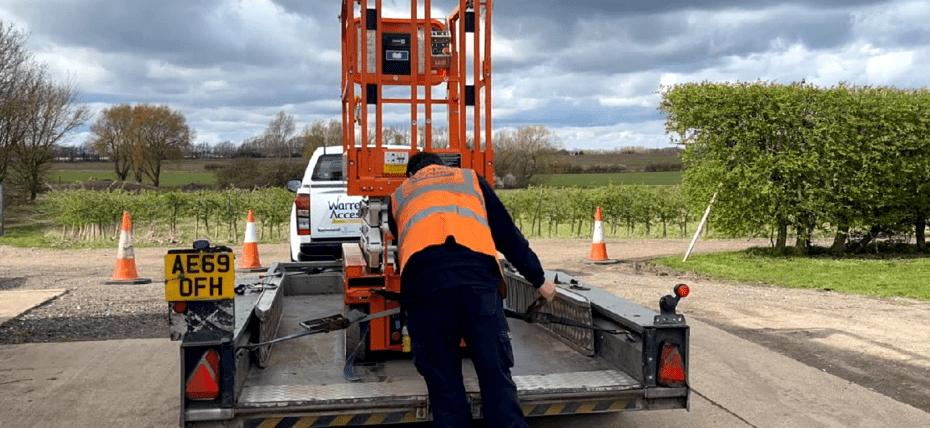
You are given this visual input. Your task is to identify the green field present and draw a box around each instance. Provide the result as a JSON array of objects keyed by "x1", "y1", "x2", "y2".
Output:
[
  {"x1": 540, "y1": 171, "x2": 682, "y2": 186},
  {"x1": 49, "y1": 170, "x2": 217, "y2": 187},
  {"x1": 654, "y1": 250, "x2": 930, "y2": 302},
  {"x1": 550, "y1": 148, "x2": 682, "y2": 171}
]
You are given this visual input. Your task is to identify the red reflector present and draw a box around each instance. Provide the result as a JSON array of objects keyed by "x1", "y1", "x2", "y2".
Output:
[
  {"x1": 186, "y1": 350, "x2": 220, "y2": 400},
  {"x1": 294, "y1": 194, "x2": 311, "y2": 211},
  {"x1": 675, "y1": 284, "x2": 690, "y2": 298},
  {"x1": 391, "y1": 331, "x2": 402, "y2": 342},
  {"x1": 171, "y1": 302, "x2": 187, "y2": 313},
  {"x1": 295, "y1": 194, "x2": 311, "y2": 236},
  {"x1": 658, "y1": 344, "x2": 686, "y2": 388}
]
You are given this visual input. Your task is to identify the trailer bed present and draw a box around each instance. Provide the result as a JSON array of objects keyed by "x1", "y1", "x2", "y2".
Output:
[
  {"x1": 181, "y1": 262, "x2": 688, "y2": 426},
  {"x1": 239, "y1": 294, "x2": 638, "y2": 408}
]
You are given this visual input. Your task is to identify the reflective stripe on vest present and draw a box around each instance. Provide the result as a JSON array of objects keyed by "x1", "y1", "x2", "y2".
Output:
[{"x1": 391, "y1": 166, "x2": 497, "y2": 271}]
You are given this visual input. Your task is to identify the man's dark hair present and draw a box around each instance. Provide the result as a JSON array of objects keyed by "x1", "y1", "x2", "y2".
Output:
[{"x1": 406, "y1": 151, "x2": 445, "y2": 176}]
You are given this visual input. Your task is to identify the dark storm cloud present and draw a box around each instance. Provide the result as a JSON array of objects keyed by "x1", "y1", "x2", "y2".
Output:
[
  {"x1": 493, "y1": 6, "x2": 854, "y2": 75},
  {"x1": 6, "y1": 0, "x2": 340, "y2": 68},
  {"x1": 13, "y1": 1, "x2": 216, "y2": 58},
  {"x1": 492, "y1": 0, "x2": 893, "y2": 19}
]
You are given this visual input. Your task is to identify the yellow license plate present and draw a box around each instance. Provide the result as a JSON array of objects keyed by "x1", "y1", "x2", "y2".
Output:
[{"x1": 165, "y1": 251, "x2": 235, "y2": 301}]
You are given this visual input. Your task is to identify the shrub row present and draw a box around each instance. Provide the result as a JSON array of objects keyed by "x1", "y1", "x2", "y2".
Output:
[
  {"x1": 40, "y1": 184, "x2": 695, "y2": 245},
  {"x1": 498, "y1": 184, "x2": 693, "y2": 238},
  {"x1": 42, "y1": 188, "x2": 294, "y2": 244}
]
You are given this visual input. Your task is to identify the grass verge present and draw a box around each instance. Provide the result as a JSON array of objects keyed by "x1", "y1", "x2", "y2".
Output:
[
  {"x1": 654, "y1": 247, "x2": 930, "y2": 302},
  {"x1": 0, "y1": 203, "x2": 55, "y2": 247}
]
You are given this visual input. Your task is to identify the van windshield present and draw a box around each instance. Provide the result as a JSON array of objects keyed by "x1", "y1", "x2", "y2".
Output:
[{"x1": 312, "y1": 154, "x2": 345, "y2": 181}]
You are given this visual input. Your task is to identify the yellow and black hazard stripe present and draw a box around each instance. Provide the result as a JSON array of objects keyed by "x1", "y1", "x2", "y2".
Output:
[
  {"x1": 522, "y1": 399, "x2": 632, "y2": 417},
  {"x1": 245, "y1": 411, "x2": 418, "y2": 427}
]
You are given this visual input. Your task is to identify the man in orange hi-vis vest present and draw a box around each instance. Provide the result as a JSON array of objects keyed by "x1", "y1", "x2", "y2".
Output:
[{"x1": 389, "y1": 152, "x2": 556, "y2": 428}]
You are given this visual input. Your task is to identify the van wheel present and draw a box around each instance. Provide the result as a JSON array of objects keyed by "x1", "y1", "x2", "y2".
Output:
[{"x1": 344, "y1": 304, "x2": 368, "y2": 362}]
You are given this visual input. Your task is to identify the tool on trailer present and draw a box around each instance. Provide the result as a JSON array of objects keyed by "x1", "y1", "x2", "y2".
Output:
[
  {"x1": 504, "y1": 297, "x2": 624, "y2": 334},
  {"x1": 244, "y1": 298, "x2": 621, "y2": 359},
  {"x1": 523, "y1": 296, "x2": 548, "y2": 321},
  {"x1": 244, "y1": 290, "x2": 625, "y2": 351},
  {"x1": 240, "y1": 307, "x2": 401, "y2": 349}
]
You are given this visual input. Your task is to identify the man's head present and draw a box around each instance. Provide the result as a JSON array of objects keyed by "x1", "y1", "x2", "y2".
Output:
[{"x1": 406, "y1": 151, "x2": 445, "y2": 177}]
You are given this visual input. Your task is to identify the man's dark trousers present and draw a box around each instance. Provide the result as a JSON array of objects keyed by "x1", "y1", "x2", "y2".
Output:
[{"x1": 405, "y1": 285, "x2": 528, "y2": 428}]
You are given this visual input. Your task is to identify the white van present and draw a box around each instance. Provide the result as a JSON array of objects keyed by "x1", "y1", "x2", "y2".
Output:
[{"x1": 286, "y1": 146, "x2": 364, "y2": 262}]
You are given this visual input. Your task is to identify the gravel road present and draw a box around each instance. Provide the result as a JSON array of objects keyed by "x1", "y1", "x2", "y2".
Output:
[{"x1": 1, "y1": 238, "x2": 928, "y2": 414}]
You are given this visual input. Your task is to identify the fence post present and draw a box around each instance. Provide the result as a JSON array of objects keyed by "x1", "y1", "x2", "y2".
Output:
[{"x1": 683, "y1": 192, "x2": 717, "y2": 262}]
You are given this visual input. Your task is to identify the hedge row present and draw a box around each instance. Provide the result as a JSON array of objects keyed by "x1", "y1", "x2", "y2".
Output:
[{"x1": 661, "y1": 82, "x2": 930, "y2": 251}]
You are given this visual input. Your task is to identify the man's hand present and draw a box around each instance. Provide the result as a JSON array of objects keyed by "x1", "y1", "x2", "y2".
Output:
[{"x1": 539, "y1": 280, "x2": 556, "y2": 299}]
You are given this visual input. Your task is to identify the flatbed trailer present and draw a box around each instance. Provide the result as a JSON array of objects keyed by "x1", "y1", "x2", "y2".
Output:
[
  {"x1": 171, "y1": 255, "x2": 690, "y2": 427},
  {"x1": 171, "y1": 0, "x2": 689, "y2": 424}
]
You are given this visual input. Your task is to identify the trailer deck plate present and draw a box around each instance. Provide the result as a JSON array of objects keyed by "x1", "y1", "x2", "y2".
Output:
[
  {"x1": 238, "y1": 369, "x2": 637, "y2": 409},
  {"x1": 237, "y1": 294, "x2": 642, "y2": 412}
]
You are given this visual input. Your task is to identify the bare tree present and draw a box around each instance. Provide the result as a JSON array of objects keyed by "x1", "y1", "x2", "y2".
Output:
[
  {"x1": 0, "y1": 22, "x2": 34, "y2": 185},
  {"x1": 238, "y1": 135, "x2": 269, "y2": 157},
  {"x1": 382, "y1": 125, "x2": 408, "y2": 146},
  {"x1": 90, "y1": 104, "x2": 135, "y2": 180},
  {"x1": 264, "y1": 110, "x2": 295, "y2": 158},
  {"x1": 10, "y1": 76, "x2": 89, "y2": 200},
  {"x1": 80, "y1": 140, "x2": 100, "y2": 161},
  {"x1": 133, "y1": 104, "x2": 193, "y2": 187},
  {"x1": 300, "y1": 119, "x2": 341, "y2": 159},
  {"x1": 417, "y1": 125, "x2": 449, "y2": 149},
  {"x1": 493, "y1": 125, "x2": 561, "y2": 188},
  {"x1": 190, "y1": 141, "x2": 210, "y2": 159},
  {"x1": 90, "y1": 104, "x2": 192, "y2": 186},
  {"x1": 213, "y1": 140, "x2": 237, "y2": 158}
]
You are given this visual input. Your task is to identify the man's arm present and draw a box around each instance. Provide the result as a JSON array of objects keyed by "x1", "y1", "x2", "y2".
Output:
[{"x1": 477, "y1": 174, "x2": 550, "y2": 291}]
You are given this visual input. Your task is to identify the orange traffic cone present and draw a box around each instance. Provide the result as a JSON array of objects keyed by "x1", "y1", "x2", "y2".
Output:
[
  {"x1": 586, "y1": 206, "x2": 617, "y2": 264},
  {"x1": 104, "y1": 211, "x2": 152, "y2": 284},
  {"x1": 237, "y1": 210, "x2": 265, "y2": 272}
]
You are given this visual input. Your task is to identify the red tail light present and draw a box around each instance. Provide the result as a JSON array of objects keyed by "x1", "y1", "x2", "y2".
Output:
[
  {"x1": 295, "y1": 194, "x2": 311, "y2": 236},
  {"x1": 658, "y1": 344, "x2": 686, "y2": 387},
  {"x1": 171, "y1": 302, "x2": 187, "y2": 313},
  {"x1": 186, "y1": 349, "x2": 220, "y2": 400}
]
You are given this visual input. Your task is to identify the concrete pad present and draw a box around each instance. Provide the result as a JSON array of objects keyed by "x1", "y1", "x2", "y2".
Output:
[
  {"x1": 643, "y1": 318, "x2": 930, "y2": 427},
  {"x1": 542, "y1": 318, "x2": 930, "y2": 427},
  {"x1": 0, "y1": 338, "x2": 180, "y2": 427},
  {"x1": 0, "y1": 289, "x2": 68, "y2": 324},
  {"x1": 0, "y1": 319, "x2": 926, "y2": 427}
]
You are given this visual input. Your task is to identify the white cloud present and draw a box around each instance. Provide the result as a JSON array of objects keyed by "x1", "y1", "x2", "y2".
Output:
[
  {"x1": 866, "y1": 51, "x2": 914, "y2": 84},
  {"x1": 597, "y1": 95, "x2": 658, "y2": 108},
  {"x1": 660, "y1": 73, "x2": 678, "y2": 88},
  {"x1": 32, "y1": 44, "x2": 113, "y2": 89},
  {"x1": 147, "y1": 61, "x2": 218, "y2": 80}
]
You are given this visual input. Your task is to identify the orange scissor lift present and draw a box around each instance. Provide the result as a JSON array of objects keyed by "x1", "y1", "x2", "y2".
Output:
[{"x1": 340, "y1": 0, "x2": 495, "y2": 357}]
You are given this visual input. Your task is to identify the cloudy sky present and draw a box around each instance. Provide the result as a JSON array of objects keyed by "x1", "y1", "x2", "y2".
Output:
[{"x1": 1, "y1": 0, "x2": 927, "y2": 151}]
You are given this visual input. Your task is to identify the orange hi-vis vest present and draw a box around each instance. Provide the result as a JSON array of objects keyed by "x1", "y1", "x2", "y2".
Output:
[{"x1": 391, "y1": 165, "x2": 497, "y2": 272}]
